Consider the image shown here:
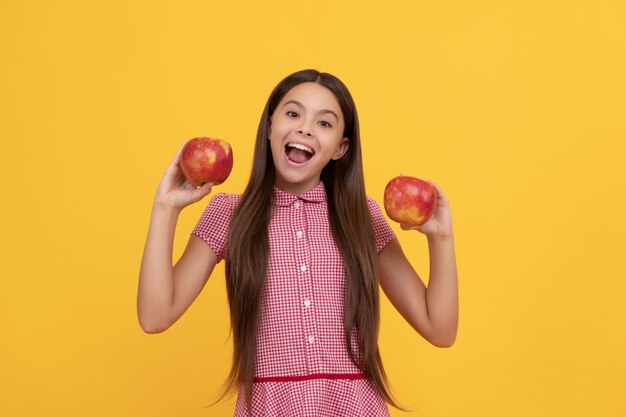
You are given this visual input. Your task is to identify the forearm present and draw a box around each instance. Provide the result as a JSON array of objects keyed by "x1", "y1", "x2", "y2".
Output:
[
  {"x1": 425, "y1": 233, "x2": 459, "y2": 346},
  {"x1": 137, "y1": 203, "x2": 181, "y2": 332}
]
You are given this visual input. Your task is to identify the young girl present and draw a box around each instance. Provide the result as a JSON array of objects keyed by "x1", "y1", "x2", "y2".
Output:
[{"x1": 137, "y1": 69, "x2": 458, "y2": 416}]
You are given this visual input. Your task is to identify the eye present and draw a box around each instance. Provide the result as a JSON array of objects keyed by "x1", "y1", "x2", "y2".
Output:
[
  {"x1": 286, "y1": 111, "x2": 299, "y2": 118},
  {"x1": 319, "y1": 120, "x2": 332, "y2": 128}
]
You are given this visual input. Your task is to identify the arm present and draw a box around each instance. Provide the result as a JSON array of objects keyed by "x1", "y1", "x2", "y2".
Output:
[
  {"x1": 137, "y1": 143, "x2": 216, "y2": 334},
  {"x1": 378, "y1": 181, "x2": 458, "y2": 347}
]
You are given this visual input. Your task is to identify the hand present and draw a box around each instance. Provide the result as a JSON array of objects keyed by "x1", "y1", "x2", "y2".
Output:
[
  {"x1": 400, "y1": 181, "x2": 453, "y2": 238},
  {"x1": 153, "y1": 142, "x2": 213, "y2": 210}
]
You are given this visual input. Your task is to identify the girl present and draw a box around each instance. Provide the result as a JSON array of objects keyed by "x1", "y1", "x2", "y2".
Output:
[{"x1": 137, "y1": 69, "x2": 458, "y2": 416}]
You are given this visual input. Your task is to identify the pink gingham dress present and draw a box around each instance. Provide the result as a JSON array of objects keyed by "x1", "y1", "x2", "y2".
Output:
[{"x1": 192, "y1": 181, "x2": 396, "y2": 416}]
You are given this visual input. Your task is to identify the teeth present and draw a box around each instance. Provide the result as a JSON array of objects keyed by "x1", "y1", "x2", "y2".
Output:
[{"x1": 287, "y1": 143, "x2": 314, "y2": 154}]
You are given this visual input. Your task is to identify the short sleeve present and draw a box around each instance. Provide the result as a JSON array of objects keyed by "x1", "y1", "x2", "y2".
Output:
[
  {"x1": 367, "y1": 197, "x2": 397, "y2": 254},
  {"x1": 191, "y1": 192, "x2": 237, "y2": 262}
]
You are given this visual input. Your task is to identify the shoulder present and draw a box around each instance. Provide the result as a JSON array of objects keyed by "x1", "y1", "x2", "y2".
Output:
[
  {"x1": 366, "y1": 196, "x2": 381, "y2": 208},
  {"x1": 208, "y1": 192, "x2": 241, "y2": 207},
  {"x1": 192, "y1": 192, "x2": 242, "y2": 262},
  {"x1": 194, "y1": 192, "x2": 241, "y2": 230},
  {"x1": 366, "y1": 197, "x2": 385, "y2": 217},
  {"x1": 366, "y1": 196, "x2": 397, "y2": 253},
  {"x1": 201, "y1": 192, "x2": 242, "y2": 216},
  {"x1": 365, "y1": 196, "x2": 387, "y2": 224}
]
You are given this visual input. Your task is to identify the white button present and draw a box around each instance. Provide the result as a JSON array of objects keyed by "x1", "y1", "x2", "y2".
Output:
[
  {"x1": 300, "y1": 264, "x2": 307, "y2": 272},
  {"x1": 294, "y1": 201, "x2": 300, "y2": 209},
  {"x1": 296, "y1": 231, "x2": 303, "y2": 238},
  {"x1": 307, "y1": 336, "x2": 315, "y2": 344},
  {"x1": 304, "y1": 299, "x2": 311, "y2": 307}
]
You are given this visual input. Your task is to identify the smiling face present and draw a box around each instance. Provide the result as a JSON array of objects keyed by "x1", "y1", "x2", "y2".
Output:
[{"x1": 268, "y1": 82, "x2": 349, "y2": 195}]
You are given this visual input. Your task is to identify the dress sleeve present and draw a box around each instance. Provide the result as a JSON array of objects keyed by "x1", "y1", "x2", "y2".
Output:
[
  {"x1": 191, "y1": 192, "x2": 236, "y2": 262},
  {"x1": 367, "y1": 197, "x2": 397, "y2": 254}
]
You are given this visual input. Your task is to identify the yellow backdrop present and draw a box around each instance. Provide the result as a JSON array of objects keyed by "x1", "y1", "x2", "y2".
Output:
[{"x1": 1, "y1": 1, "x2": 625, "y2": 416}]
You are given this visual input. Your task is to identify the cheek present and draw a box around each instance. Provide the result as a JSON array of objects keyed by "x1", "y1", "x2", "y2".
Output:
[
  {"x1": 270, "y1": 122, "x2": 292, "y2": 140},
  {"x1": 322, "y1": 132, "x2": 344, "y2": 148},
  {"x1": 268, "y1": 132, "x2": 284, "y2": 155}
]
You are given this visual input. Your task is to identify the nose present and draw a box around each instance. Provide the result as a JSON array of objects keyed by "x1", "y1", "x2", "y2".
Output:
[{"x1": 297, "y1": 124, "x2": 313, "y2": 137}]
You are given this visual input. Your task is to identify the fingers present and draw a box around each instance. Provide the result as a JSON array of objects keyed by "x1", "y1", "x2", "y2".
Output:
[
  {"x1": 156, "y1": 143, "x2": 188, "y2": 194},
  {"x1": 427, "y1": 180, "x2": 449, "y2": 204},
  {"x1": 166, "y1": 142, "x2": 187, "y2": 172},
  {"x1": 190, "y1": 182, "x2": 213, "y2": 203},
  {"x1": 174, "y1": 141, "x2": 187, "y2": 162},
  {"x1": 400, "y1": 223, "x2": 420, "y2": 231},
  {"x1": 427, "y1": 180, "x2": 441, "y2": 192}
]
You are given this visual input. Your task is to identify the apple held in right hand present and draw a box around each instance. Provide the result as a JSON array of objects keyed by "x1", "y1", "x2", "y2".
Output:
[
  {"x1": 179, "y1": 137, "x2": 234, "y2": 186},
  {"x1": 384, "y1": 175, "x2": 437, "y2": 227}
]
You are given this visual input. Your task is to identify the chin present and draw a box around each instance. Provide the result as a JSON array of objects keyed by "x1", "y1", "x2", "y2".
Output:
[{"x1": 274, "y1": 172, "x2": 321, "y2": 194}]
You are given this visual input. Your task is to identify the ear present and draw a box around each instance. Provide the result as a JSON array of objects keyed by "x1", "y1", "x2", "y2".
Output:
[{"x1": 331, "y1": 137, "x2": 350, "y2": 160}]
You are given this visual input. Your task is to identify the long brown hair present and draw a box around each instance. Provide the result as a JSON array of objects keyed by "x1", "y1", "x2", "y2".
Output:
[{"x1": 220, "y1": 69, "x2": 400, "y2": 410}]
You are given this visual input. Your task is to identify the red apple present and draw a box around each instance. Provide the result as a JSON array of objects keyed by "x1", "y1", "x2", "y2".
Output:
[
  {"x1": 384, "y1": 175, "x2": 437, "y2": 227},
  {"x1": 179, "y1": 137, "x2": 233, "y2": 186}
]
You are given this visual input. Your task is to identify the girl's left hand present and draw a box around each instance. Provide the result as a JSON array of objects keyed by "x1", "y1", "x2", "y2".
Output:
[{"x1": 400, "y1": 181, "x2": 453, "y2": 238}]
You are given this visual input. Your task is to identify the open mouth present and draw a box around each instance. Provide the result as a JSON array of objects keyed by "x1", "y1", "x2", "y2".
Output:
[{"x1": 285, "y1": 143, "x2": 315, "y2": 164}]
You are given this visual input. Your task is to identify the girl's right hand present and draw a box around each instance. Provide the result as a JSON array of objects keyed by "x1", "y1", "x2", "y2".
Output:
[{"x1": 153, "y1": 142, "x2": 213, "y2": 210}]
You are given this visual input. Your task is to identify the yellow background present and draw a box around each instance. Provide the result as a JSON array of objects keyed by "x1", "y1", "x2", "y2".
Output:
[{"x1": 1, "y1": 0, "x2": 625, "y2": 416}]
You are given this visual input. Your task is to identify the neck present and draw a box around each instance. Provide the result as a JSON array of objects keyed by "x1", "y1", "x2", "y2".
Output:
[{"x1": 274, "y1": 177, "x2": 322, "y2": 196}]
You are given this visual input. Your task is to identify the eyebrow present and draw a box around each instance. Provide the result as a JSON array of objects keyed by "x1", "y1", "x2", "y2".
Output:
[{"x1": 283, "y1": 100, "x2": 339, "y2": 121}]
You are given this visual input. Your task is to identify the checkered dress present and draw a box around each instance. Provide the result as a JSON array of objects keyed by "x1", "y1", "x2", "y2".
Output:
[{"x1": 192, "y1": 181, "x2": 396, "y2": 416}]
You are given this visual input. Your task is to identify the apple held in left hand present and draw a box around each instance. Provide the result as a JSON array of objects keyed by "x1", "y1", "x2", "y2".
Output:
[{"x1": 384, "y1": 175, "x2": 436, "y2": 227}]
